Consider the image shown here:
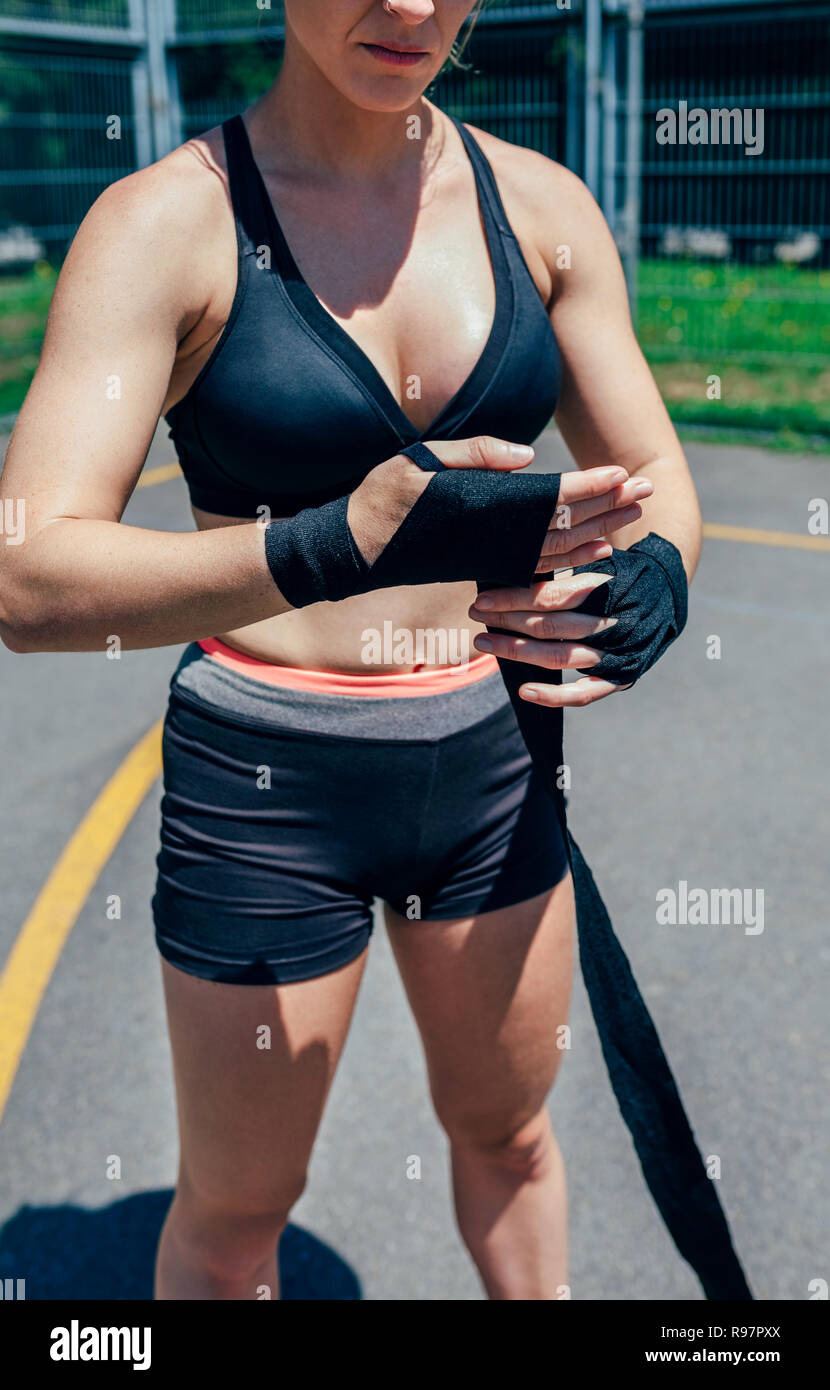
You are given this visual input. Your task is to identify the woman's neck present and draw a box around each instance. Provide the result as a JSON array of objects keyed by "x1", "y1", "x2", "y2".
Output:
[{"x1": 248, "y1": 36, "x2": 445, "y2": 184}]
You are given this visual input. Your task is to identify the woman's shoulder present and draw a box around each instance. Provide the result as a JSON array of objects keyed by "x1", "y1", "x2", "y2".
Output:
[
  {"x1": 457, "y1": 117, "x2": 603, "y2": 219},
  {"x1": 59, "y1": 126, "x2": 235, "y2": 338},
  {"x1": 453, "y1": 117, "x2": 614, "y2": 276},
  {"x1": 82, "y1": 125, "x2": 230, "y2": 248}
]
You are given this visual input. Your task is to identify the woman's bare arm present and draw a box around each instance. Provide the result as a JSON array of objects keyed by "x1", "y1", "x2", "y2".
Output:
[
  {"x1": 0, "y1": 148, "x2": 290, "y2": 654},
  {"x1": 545, "y1": 164, "x2": 702, "y2": 582}
]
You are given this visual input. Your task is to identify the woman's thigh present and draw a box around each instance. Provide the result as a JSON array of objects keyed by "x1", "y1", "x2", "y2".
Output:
[
  {"x1": 159, "y1": 949, "x2": 367, "y2": 1215},
  {"x1": 382, "y1": 873, "x2": 575, "y2": 1147}
]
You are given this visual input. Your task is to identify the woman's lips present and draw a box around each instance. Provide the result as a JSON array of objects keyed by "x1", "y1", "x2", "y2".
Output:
[{"x1": 361, "y1": 43, "x2": 429, "y2": 67}]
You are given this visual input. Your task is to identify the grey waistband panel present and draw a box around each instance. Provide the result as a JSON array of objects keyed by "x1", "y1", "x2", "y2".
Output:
[{"x1": 170, "y1": 643, "x2": 511, "y2": 740}]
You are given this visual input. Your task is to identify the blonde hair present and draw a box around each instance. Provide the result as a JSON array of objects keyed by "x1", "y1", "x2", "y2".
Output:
[{"x1": 447, "y1": 0, "x2": 489, "y2": 70}]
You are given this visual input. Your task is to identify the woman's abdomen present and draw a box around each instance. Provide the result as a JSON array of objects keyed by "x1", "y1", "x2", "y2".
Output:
[
  {"x1": 216, "y1": 578, "x2": 488, "y2": 674},
  {"x1": 192, "y1": 506, "x2": 488, "y2": 674}
]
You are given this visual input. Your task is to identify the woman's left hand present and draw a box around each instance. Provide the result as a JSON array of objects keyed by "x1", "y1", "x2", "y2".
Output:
[{"x1": 468, "y1": 569, "x2": 633, "y2": 708}]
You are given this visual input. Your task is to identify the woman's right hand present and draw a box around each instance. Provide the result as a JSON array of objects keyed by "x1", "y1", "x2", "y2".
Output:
[{"x1": 346, "y1": 435, "x2": 653, "y2": 571}]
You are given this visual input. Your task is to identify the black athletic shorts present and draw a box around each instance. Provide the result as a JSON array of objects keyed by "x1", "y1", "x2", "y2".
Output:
[{"x1": 151, "y1": 640, "x2": 569, "y2": 985}]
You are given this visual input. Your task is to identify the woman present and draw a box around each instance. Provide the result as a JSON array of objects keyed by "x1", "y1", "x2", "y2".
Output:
[{"x1": 0, "y1": 0, "x2": 703, "y2": 1301}]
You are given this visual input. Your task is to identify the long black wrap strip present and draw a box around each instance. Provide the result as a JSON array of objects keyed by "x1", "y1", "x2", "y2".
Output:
[
  {"x1": 399, "y1": 444, "x2": 753, "y2": 1299},
  {"x1": 478, "y1": 628, "x2": 752, "y2": 1300}
]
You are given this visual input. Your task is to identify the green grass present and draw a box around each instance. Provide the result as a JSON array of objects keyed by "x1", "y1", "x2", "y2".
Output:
[
  {"x1": 637, "y1": 259, "x2": 830, "y2": 447},
  {"x1": 649, "y1": 360, "x2": 830, "y2": 438},
  {"x1": 637, "y1": 258, "x2": 830, "y2": 363},
  {"x1": 2, "y1": 257, "x2": 829, "y2": 447},
  {"x1": 674, "y1": 424, "x2": 830, "y2": 455},
  {"x1": 0, "y1": 262, "x2": 57, "y2": 417}
]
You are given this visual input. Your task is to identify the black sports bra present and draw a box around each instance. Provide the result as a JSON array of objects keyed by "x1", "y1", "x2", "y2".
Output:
[{"x1": 163, "y1": 111, "x2": 562, "y2": 518}]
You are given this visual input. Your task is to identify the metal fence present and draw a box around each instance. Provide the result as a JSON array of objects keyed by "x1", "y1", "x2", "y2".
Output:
[
  {"x1": 1, "y1": 0, "x2": 828, "y2": 426},
  {"x1": 604, "y1": 1, "x2": 830, "y2": 375}
]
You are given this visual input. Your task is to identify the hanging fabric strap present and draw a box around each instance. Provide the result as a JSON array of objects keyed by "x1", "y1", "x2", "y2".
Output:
[{"x1": 485, "y1": 638, "x2": 753, "y2": 1300}]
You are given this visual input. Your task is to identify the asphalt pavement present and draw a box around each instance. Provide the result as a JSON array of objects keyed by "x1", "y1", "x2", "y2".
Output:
[{"x1": 0, "y1": 420, "x2": 827, "y2": 1300}]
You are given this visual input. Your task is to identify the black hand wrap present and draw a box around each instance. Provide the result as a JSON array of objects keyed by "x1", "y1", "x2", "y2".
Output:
[
  {"x1": 263, "y1": 442, "x2": 561, "y2": 606},
  {"x1": 570, "y1": 532, "x2": 689, "y2": 687},
  {"x1": 265, "y1": 440, "x2": 752, "y2": 1300}
]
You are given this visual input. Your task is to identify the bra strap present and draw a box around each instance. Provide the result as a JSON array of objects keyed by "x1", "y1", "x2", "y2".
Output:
[
  {"x1": 448, "y1": 113, "x2": 514, "y2": 240},
  {"x1": 221, "y1": 114, "x2": 272, "y2": 255}
]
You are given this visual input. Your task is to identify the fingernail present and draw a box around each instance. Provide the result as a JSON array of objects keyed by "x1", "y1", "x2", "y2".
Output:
[
  {"x1": 597, "y1": 544, "x2": 613, "y2": 557},
  {"x1": 475, "y1": 636, "x2": 493, "y2": 652},
  {"x1": 475, "y1": 594, "x2": 494, "y2": 609},
  {"x1": 508, "y1": 444, "x2": 535, "y2": 462},
  {"x1": 522, "y1": 687, "x2": 540, "y2": 701},
  {"x1": 610, "y1": 470, "x2": 628, "y2": 484}
]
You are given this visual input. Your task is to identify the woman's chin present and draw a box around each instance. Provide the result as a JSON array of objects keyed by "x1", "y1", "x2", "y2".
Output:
[{"x1": 334, "y1": 75, "x2": 434, "y2": 115}]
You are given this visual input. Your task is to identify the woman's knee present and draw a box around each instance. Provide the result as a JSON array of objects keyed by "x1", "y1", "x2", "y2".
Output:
[
  {"x1": 167, "y1": 1169, "x2": 308, "y2": 1280},
  {"x1": 438, "y1": 1103, "x2": 557, "y2": 1179}
]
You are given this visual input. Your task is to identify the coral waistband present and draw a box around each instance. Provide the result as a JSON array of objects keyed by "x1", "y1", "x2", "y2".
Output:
[{"x1": 198, "y1": 637, "x2": 499, "y2": 696}]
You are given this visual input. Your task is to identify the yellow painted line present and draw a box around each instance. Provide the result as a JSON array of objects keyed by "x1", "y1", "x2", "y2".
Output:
[
  {"x1": 0, "y1": 720, "x2": 164, "y2": 1122},
  {"x1": 703, "y1": 521, "x2": 830, "y2": 552},
  {"x1": 136, "y1": 461, "x2": 182, "y2": 488}
]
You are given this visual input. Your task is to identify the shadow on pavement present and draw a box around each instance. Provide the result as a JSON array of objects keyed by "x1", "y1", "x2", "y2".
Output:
[{"x1": 0, "y1": 1190, "x2": 361, "y2": 1299}]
